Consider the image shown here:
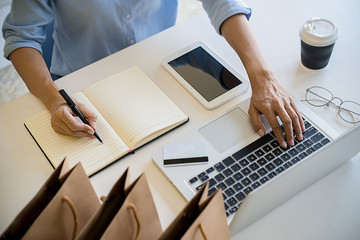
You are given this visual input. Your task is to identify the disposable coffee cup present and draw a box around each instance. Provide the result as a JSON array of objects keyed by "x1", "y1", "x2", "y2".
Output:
[{"x1": 299, "y1": 17, "x2": 338, "y2": 70}]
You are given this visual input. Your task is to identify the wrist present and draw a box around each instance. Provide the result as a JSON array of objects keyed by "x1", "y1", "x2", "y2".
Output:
[
  {"x1": 43, "y1": 83, "x2": 63, "y2": 113},
  {"x1": 246, "y1": 60, "x2": 276, "y2": 88}
]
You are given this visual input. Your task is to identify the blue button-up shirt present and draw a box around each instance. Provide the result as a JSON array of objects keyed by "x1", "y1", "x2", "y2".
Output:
[{"x1": 3, "y1": 0, "x2": 251, "y2": 76}]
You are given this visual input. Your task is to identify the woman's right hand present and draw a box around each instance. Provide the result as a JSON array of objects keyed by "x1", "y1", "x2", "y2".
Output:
[
  {"x1": 50, "y1": 98, "x2": 98, "y2": 137},
  {"x1": 9, "y1": 47, "x2": 98, "y2": 138}
]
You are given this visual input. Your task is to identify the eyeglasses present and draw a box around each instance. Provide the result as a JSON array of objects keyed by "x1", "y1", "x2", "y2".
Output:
[{"x1": 303, "y1": 86, "x2": 360, "y2": 124}]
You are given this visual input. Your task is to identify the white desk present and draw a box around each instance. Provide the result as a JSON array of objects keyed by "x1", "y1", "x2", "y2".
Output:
[{"x1": 1, "y1": 0, "x2": 360, "y2": 238}]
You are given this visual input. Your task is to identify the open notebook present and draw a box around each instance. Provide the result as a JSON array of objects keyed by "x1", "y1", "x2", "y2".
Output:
[{"x1": 25, "y1": 67, "x2": 188, "y2": 176}]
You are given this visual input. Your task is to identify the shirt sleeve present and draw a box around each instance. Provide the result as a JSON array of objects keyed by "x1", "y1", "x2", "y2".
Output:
[
  {"x1": 200, "y1": 0, "x2": 252, "y2": 35},
  {"x1": 2, "y1": 0, "x2": 53, "y2": 59}
]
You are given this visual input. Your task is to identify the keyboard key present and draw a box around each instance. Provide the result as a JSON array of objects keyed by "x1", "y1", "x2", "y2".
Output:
[
  {"x1": 257, "y1": 157, "x2": 267, "y2": 166},
  {"x1": 215, "y1": 173, "x2": 225, "y2": 182},
  {"x1": 241, "y1": 178, "x2": 251, "y2": 187},
  {"x1": 226, "y1": 197, "x2": 238, "y2": 207},
  {"x1": 232, "y1": 172, "x2": 243, "y2": 181},
  {"x1": 283, "y1": 162, "x2": 292, "y2": 169},
  {"x1": 249, "y1": 172, "x2": 260, "y2": 181},
  {"x1": 311, "y1": 132, "x2": 325, "y2": 143},
  {"x1": 313, "y1": 143, "x2": 322, "y2": 150},
  {"x1": 223, "y1": 156, "x2": 235, "y2": 166},
  {"x1": 276, "y1": 166, "x2": 285, "y2": 174},
  {"x1": 272, "y1": 148, "x2": 283, "y2": 156},
  {"x1": 235, "y1": 192, "x2": 246, "y2": 201},
  {"x1": 206, "y1": 167, "x2": 214, "y2": 174},
  {"x1": 291, "y1": 157, "x2": 300, "y2": 164},
  {"x1": 247, "y1": 154, "x2": 257, "y2": 162},
  {"x1": 196, "y1": 184, "x2": 204, "y2": 191},
  {"x1": 280, "y1": 153, "x2": 291, "y2": 162},
  {"x1": 270, "y1": 140, "x2": 280, "y2": 148},
  {"x1": 251, "y1": 181, "x2": 261, "y2": 189},
  {"x1": 255, "y1": 149, "x2": 265, "y2": 157},
  {"x1": 268, "y1": 171, "x2": 277, "y2": 179},
  {"x1": 198, "y1": 172, "x2": 206, "y2": 178},
  {"x1": 296, "y1": 144, "x2": 306, "y2": 152},
  {"x1": 265, "y1": 152, "x2": 275, "y2": 161},
  {"x1": 214, "y1": 162, "x2": 225, "y2": 172},
  {"x1": 265, "y1": 162, "x2": 276, "y2": 171},
  {"x1": 303, "y1": 139, "x2": 313, "y2": 147},
  {"x1": 303, "y1": 127, "x2": 318, "y2": 138},
  {"x1": 239, "y1": 159, "x2": 250, "y2": 167},
  {"x1": 243, "y1": 187, "x2": 252, "y2": 195},
  {"x1": 249, "y1": 162, "x2": 259, "y2": 171},
  {"x1": 223, "y1": 168, "x2": 233, "y2": 177},
  {"x1": 233, "y1": 183, "x2": 244, "y2": 192},
  {"x1": 231, "y1": 163, "x2": 241, "y2": 172},
  {"x1": 273, "y1": 158, "x2": 283, "y2": 166},
  {"x1": 189, "y1": 177, "x2": 197, "y2": 184},
  {"x1": 321, "y1": 138, "x2": 330, "y2": 145},
  {"x1": 306, "y1": 147, "x2": 314, "y2": 155},
  {"x1": 225, "y1": 177, "x2": 235, "y2": 187},
  {"x1": 232, "y1": 134, "x2": 274, "y2": 160},
  {"x1": 241, "y1": 167, "x2": 251, "y2": 176},
  {"x1": 288, "y1": 149, "x2": 298, "y2": 156},
  {"x1": 257, "y1": 168, "x2": 268, "y2": 176},
  {"x1": 304, "y1": 121, "x2": 311, "y2": 129},
  {"x1": 199, "y1": 175, "x2": 209, "y2": 182},
  {"x1": 298, "y1": 152, "x2": 308, "y2": 159},
  {"x1": 260, "y1": 176, "x2": 269, "y2": 184},
  {"x1": 229, "y1": 206, "x2": 238, "y2": 214},
  {"x1": 225, "y1": 188, "x2": 235, "y2": 197},
  {"x1": 208, "y1": 178, "x2": 216, "y2": 188},
  {"x1": 262, "y1": 144, "x2": 272, "y2": 153}
]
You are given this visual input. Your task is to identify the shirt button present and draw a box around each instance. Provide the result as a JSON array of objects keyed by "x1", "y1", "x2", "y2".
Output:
[{"x1": 126, "y1": 14, "x2": 131, "y2": 20}]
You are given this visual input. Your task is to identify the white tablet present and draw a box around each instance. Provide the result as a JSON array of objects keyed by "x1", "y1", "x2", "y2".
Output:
[{"x1": 162, "y1": 42, "x2": 249, "y2": 109}]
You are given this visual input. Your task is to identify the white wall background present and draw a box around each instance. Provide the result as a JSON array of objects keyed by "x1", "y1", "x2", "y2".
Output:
[{"x1": 0, "y1": 0, "x2": 12, "y2": 69}]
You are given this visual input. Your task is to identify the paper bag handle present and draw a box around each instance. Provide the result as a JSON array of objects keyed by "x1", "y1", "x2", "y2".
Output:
[
  {"x1": 62, "y1": 196, "x2": 78, "y2": 240},
  {"x1": 199, "y1": 223, "x2": 208, "y2": 240},
  {"x1": 127, "y1": 203, "x2": 141, "y2": 240}
]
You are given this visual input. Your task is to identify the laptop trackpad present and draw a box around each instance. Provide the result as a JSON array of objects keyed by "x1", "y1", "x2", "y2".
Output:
[{"x1": 198, "y1": 108, "x2": 255, "y2": 153}]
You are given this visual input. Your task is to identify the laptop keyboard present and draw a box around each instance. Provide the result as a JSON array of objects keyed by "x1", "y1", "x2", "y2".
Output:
[{"x1": 188, "y1": 120, "x2": 331, "y2": 217}]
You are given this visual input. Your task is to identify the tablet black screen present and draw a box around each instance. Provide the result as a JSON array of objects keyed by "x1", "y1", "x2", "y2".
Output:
[{"x1": 168, "y1": 46, "x2": 242, "y2": 101}]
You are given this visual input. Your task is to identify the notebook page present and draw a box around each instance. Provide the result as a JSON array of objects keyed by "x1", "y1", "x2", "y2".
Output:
[
  {"x1": 83, "y1": 66, "x2": 188, "y2": 149},
  {"x1": 25, "y1": 92, "x2": 129, "y2": 176}
]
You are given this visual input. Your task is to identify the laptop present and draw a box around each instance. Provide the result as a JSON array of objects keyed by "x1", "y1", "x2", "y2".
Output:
[{"x1": 152, "y1": 97, "x2": 360, "y2": 235}]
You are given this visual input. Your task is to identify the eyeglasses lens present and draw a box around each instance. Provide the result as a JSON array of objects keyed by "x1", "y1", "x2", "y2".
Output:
[
  {"x1": 306, "y1": 87, "x2": 333, "y2": 107},
  {"x1": 339, "y1": 101, "x2": 360, "y2": 123}
]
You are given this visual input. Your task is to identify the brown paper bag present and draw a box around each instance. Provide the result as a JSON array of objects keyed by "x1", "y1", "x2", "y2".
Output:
[
  {"x1": 77, "y1": 168, "x2": 162, "y2": 240},
  {"x1": 158, "y1": 183, "x2": 230, "y2": 240},
  {"x1": 0, "y1": 158, "x2": 100, "y2": 240}
]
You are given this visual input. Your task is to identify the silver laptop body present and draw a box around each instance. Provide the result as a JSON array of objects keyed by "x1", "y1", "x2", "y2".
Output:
[{"x1": 152, "y1": 98, "x2": 358, "y2": 235}]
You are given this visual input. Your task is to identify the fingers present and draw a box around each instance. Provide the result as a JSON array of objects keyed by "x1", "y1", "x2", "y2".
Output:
[
  {"x1": 249, "y1": 88, "x2": 305, "y2": 148},
  {"x1": 248, "y1": 104, "x2": 266, "y2": 137},
  {"x1": 263, "y1": 110, "x2": 288, "y2": 149},
  {"x1": 290, "y1": 101, "x2": 306, "y2": 138},
  {"x1": 276, "y1": 107, "x2": 294, "y2": 147},
  {"x1": 51, "y1": 103, "x2": 97, "y2": 138},
  {"x1": 77, "y1": 103, "x2": 98, "y2": 129}
]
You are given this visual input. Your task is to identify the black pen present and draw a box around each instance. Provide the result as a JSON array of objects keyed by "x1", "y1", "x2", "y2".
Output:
[{"x1": 59, "y1": 89, "x2": 103, "y2": 143}]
